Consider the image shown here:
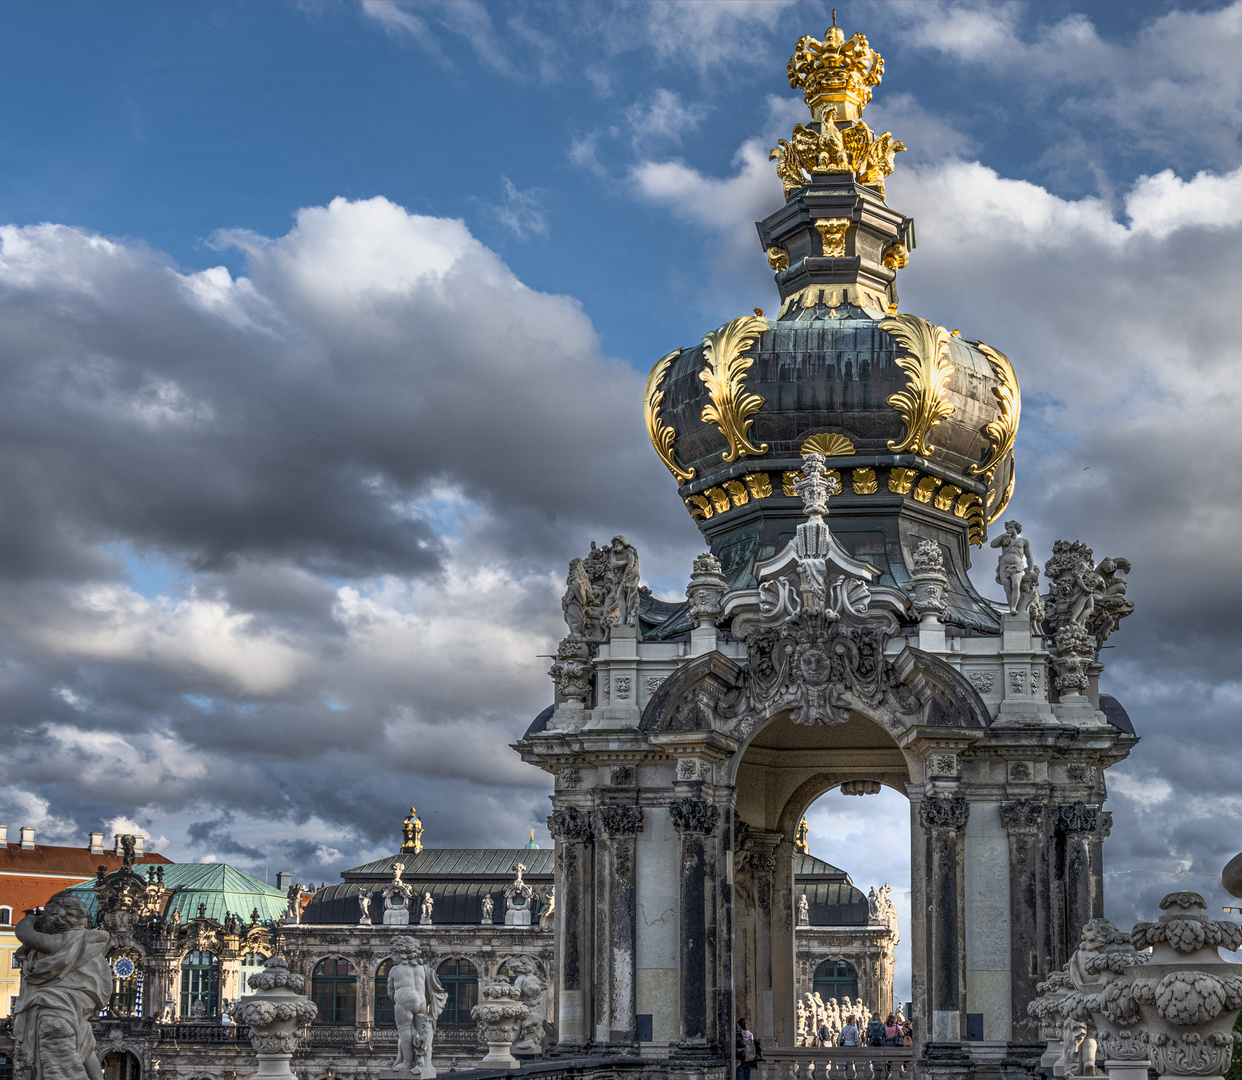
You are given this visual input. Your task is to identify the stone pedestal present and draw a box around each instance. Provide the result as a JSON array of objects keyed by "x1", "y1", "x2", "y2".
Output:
[
  {"x1": 384, "y1": 908, "x2": 410, "y2": 926},
  {"x1": 505, "y1": 907, "x2": 532, "y2": 927},
  {"x1": 472, "y1": 982, "x2": 529, "y2": 1070},
  {"x1": 1104, "y1": 1061, "x2": 1149, "y2": 1080}
]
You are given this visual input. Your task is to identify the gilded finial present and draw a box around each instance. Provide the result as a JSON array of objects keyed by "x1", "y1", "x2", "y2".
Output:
[
  {"x1": 771, "y1": 22, "x2": 905, "y2": 199},
  {"x1": 530, "y1": 829, "x2": 535, "y2": 842},
  {"x1": 400, "y1": 806, "x2": 423, "y2": 854},
  {"x1": 795, "y1": 817, "x2": 810, "y2": 855}
]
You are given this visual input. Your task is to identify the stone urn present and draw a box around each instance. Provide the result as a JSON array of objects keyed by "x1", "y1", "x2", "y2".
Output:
[
  {"x1": 1065, "y1": 919, "x2": 1150, "y2": 1080},
  {"x1": 232, "y1": 956, "x2": 319, "y2": 1080},
  {"x1": 1028, "y1": 969, "x2": 1072, "y2": 1072},
  {"x1": 906, "y1": 540, "x2": 948, "y2": 626},
  {"x1": 470, "y1": 981, "x2": 529, "y2": 1070},
  {"x1": 1122, "y1": 892, "x2": 1242, "y2": 1080}
]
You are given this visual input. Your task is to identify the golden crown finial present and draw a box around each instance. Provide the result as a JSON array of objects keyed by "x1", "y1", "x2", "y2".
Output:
[{"x1": 771, "y1": 23, "x2": 904, "y2": 200}]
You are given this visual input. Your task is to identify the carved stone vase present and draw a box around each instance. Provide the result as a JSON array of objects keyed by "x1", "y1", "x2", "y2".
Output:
[
  {"x1": 1121, "y1": 892, "x2": 1242, "y2": 1080},
  {"x1": 1064, "y1": 919, "x2": 1150, "y2": 1080},
  {"x1": 232, "y1": 956, "x2": 319, "y2": 1079},
  {"x1": 1027, "y1": 969, "x2": 1072, "y2": 1073},
  {"x1": 906, "y1": 540, "x2": 948, "y2": 626},
  {"x1": 470, "y1": 981, "x2": 529, "y2": 1070}
]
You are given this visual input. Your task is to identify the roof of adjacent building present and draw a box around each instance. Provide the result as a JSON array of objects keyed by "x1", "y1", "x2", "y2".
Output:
[
  {"x1": 66, "y1": 863, "x2": 288, "y2": 925},
  {"x1": 342, "y1": 848, "x2": 555, "y2": 880},
  {"x1": 305, "y1": 879, "x2": 546, "y2": 926},
  {"x1": 0, "y1": 844, "x2": 170, "y2": 877}
]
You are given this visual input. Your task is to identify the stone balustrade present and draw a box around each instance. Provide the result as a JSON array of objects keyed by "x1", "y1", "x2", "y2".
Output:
[{"x1": 756, "y1": 1046, "x2": 915, "y2": 1080}]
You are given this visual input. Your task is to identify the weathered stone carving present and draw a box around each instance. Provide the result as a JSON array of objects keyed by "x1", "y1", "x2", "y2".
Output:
[
  {"x1": 232, "y1": 956, "x2": 318, "y2": 1077},
  {"x1": 538, "y1": 885, "x2": 555, "y2": 931},
  {"x1": 382, "y1": 863, "x2": 414, "y2": 926},
  {"x1": 920, "y1": 794, "x2": 968, "y2": 830},
  {"x1": 968, "y1": 670, "x2": 996, "y2": 693},
  {"x1": 480, "y1": 895, "x2": 494, "y2": 925},
  {"x1": 548, "y1": 632, "x2": 591, "y2": 707},
  {"x1": 471, "y1": 981, "x2": 528, "y2": 1069},
  {"x1": 798, "y1": 893, "x2": 810, "y2": 925},
  {"x1": 1124, "y1": 893, "x2": 1242, "y2": 1078},
  {"x1": 388, "y1": 935, "x2": 447, "y2": 1077},
  {"x1": 1044, "y1": 540, "x2": 1135, "y2": 648},
  {"x1": 358, "y1": 892, "x2": 371, "y2": 925},
  {"x1": 597, "y1": 805, "x2": 643, "y2": 837},
  {"x1": 1053, "y1": 623, "x2": 1095, "y2": 695},
  {"x1": 687, "y1": 551, "x2": 727, "y2": 628},
  {"x1": 547, "y1": 806, "x2": 593, "y2": 843},
  {"x1": 12, "y1": 894, "x2": 111, "y2": 1080},
  {"x1": 560, "y1": 536, "x2": 641, "y2": 643},
  {"x1": 504, "y1": 863, "x2": 535, "y2": 926},
  {"x1": 506, "y1": 955, "x2": 547, "y2": 1054},
  {"x1": 841, "y1": 779, "x2": 882, "y2": 795},
  {"x1": 419, "y1": 891, "x2": 434, "y2": 926},
  {"x1": 908, "y1": 539, "x2": 949, "y2": 623},
  {"x1": 1000, "y1": 798, "x2": 1045, "y2": 832},
  {"x1": 1065, "y1": 919, "x2": 1149, "y2": 1069},
  {"x1": 1058, "y1": 802, "x2": 1099, "y2": 834},
  {"x1": 669, "y1": 797, "x2": 720, "y2": 835},
  {"x1": 1029, "y1": 969, "x2": 1074, "y2": 1070},
  {"x1": 990, "y1": 520, "x2": 1035, "y2": 615}
]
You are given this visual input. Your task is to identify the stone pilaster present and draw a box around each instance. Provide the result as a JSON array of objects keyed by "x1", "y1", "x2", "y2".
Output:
[
  {"x1": 1055, "y1": 802, "x2": 1099, "y2": 966},
  {"x1": 547, "y1": 805, "x2": 594, "y2": 1047},
  {"x1": 670, "y1": 796, "x2": 720, "y2": 1049},
  {"x1": 999, "y1": 798, "x2": 1047, "y2": 1041},
  {"x1": 920, "y1": 793, "x2": 968, "y2": 1046},
  {"x1": 595, "y1": 804, "x2": 643, "y2": 1046}
]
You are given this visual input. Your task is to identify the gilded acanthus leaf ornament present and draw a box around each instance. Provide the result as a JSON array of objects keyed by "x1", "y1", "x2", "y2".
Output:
[
  {"x1": 699, "y1": 314, "x2": 770, "y2": 463},
  {"x1": 987, "y1": 465, "x2": 1016, "y2": 527},
  {"x1": 969, "y1": 341, "x2": 1021, "y2": 484},
  {"x1": 800, "y1": 432, "x2": 855, "y2": 457},
  {"x1": 644, "y1": 349, "x2": 695, "y2": 483},
  {"x1": 880, "y1": 313, "x2": 956, "y2": 456}
]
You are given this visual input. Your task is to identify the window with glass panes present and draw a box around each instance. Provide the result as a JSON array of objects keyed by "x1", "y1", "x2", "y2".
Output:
[
  {"x1": 180, "y1": 951, "x2": 220, "y2": 1019},
  {"x1": 311, "y1": 958, "x2": 356, "y2": 1025},
  {"x1": 239, "y1": 952, "x2": 267, "y2": 994},
  {"x1": 436, "y1": 958, "x2": 478, "y2": 1027},
  {"x1": 374, "y1": 959, "x2": 396, "y2": 1027},
  {"x1": 812, "y1": 959, "x2": 859, "y2": 1003}
]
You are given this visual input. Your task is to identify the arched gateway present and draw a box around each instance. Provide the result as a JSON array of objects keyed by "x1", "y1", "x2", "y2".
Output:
[{"x1": 516, "y1": 19, "x2": 1138, "y2": 1080}]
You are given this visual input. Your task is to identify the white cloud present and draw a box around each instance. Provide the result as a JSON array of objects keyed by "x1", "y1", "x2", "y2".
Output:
[
  {"x1": 493, "y1": 177, "x2": 549, "y2": 240},
  {"x1": 626, "y1": 89, "x2": 708, "y2": 147}
]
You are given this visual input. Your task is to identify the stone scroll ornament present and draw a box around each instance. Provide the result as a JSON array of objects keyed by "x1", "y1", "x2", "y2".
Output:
[
  {"x1": 232, "y1": 956, "x2": 318, "y2": 1080},
  {"x1": 919, "y1": 794, "x2": 968, "y2": 830},
  {"x1": 721, "y1": 452, "x2": 913, "y2": 731},
  {"x1": 669, "y1": 798, "x2": 720, "y2": 835}
]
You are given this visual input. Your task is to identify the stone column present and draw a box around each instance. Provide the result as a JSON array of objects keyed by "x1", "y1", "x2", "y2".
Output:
[
  {"x1": 595, "y1": 804, "x2": 643, "y2": 1046},
  {"x1": 547, "y1": 805, "x2": 594, "y2": 1048},
  {"x1": 1056, "y1": 802, "x2": 1098, "y2": 966},
  {"x1": 670, "y1": 796, "x2": 720, "y2": 1050},
  {"x1": 1000, "y1": 798, "x2": 1047, "y2": 1042},
  {"x1": 920, "y1": 793, "x2": 969, "y2": 1047}
]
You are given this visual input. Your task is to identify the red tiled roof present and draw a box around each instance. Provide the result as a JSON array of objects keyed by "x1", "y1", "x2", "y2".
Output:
[{"x1": 0, "y1": 844, "x2": 171, "y2": 915}]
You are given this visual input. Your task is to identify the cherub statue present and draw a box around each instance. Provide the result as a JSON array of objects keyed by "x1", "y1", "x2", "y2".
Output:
[
  {"x1": 419, "y1": 892, "x2": 434, "y2": 925},
  {"x1": 358, "y1": 893, "x2": 371, "y2": 925},
  {"x1": 13, "y1": 894, "x2": 111, "y2": 1080},
  {"x1": 798, "y1": 893, "x2": 810, "y2": 926}
]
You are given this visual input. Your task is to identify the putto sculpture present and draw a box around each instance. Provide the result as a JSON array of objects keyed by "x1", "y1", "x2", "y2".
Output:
[
  {"x1": 383, "y1": 862, "x2": 414, "y2": 926},
  {"x1": 388, "y1": 935, "x2": 447, "y2": 1077},
  {"x1": 12, "y1": 893, "x2": 111, "y2": 1080}
]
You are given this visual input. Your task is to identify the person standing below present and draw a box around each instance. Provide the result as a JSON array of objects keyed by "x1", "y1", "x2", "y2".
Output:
[
  {"x1": 866, "y1": 1013, "x2": 886, "y2": 1047},
  {"x1": 818, "y1": 1016, "x2": 831, "y2": 1047},
  {"x1": 736, "y1": 1018, "x2": 759, "y2": 1080},
  {"x1": 884, "y1": 1014, "x2": 902, "y2": 1046},
  {"x1": 839, "y1": 1015, "x2": 860, "y2": 1047}
]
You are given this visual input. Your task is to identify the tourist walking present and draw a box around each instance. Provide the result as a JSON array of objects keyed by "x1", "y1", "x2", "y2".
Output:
[
  {"x1": 839, "y1": 1015, "x2": 860, "y2": 1047},
  {"x1": 736, "y1": 1018, "x2": 760, "y2": 1080},
  {"x1": 817, "y1": 1017, "x2": 831, "y2": 1046}
]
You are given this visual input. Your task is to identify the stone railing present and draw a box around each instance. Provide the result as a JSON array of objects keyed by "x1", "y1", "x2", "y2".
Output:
[
  {"x1": 158, "y1": 1022, "x2": 251, "y2": 1043},
  {"x1": 756, "y1": 1046, "x2": 915, "y2": 1080}
]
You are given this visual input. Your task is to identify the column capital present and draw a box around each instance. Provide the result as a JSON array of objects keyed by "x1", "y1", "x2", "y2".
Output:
[
  {"x1": 920, "y1": 793, "x2": 968, "y2": 831},
  {"x1": 597, "y1": 804, "x2": 644, "y2": 837},
  {"x1": 669, "y1": 797, "x2": 720, "y2": 835},
  {"x1": 1000, "y1": 797, "x2": 1046, "y2": 834},
  {"x1": 1056, "y1": 800, "x2": 1099, "y2": 833},
  {"x1": 547, "y1": 806, "x2": 594, "y2": 842}
]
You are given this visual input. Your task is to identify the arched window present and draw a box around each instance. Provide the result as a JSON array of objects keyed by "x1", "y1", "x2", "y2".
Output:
[
  {"x1": 813, "y1": 959, "x2": 859, "y2": 1004},
  {"x1": 0, "y1": 907, "x2": 12, "y2": 926},
  {"x1": 436, "y1": 958, "x2": 478, "y2": 1027},
  {"x1": 180, "y1": 951, "x2": 220, "y2": 1019},
  {"x1": 108, "y1": 949, "x2": 144, "y2": 1018},
  {"x1": 374, "y1": 959, "x2": 395, "y2": 1028},
  {"x1": 311, "y1": 958, "x2": 356, "y2": 1026},
  {"x1": 100, "y1": 1051, "x2": 141, "y2": 1080}
]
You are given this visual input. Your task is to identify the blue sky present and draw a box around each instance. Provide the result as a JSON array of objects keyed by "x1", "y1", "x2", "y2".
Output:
[{"x1": 0, "y1": 2, "x2": 1241, "y2": 1005}]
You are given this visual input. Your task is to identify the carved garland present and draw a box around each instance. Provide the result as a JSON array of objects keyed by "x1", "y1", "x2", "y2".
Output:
[
  {"x1": 644, "y1": 349, "x2": 695, "y2": 483},
  {"x1": 596, "y1": 805, "x2": 643, "y2": 837},
  {"x1": 699, "y1": 314, "x2": 770, "y2": 463},
  {"x1": 879, "y1": 313, "x2": 956, "y2": 456},
  {"x1": 669, "y1": 798, "x2": 720, "y2": 835},
  {"x1": 920, "y1": 794, "x2": 969, "y2": 831}
]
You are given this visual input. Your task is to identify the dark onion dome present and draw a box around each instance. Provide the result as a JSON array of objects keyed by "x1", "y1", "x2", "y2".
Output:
[{"x1": 642, "y1": 22, "x2": 1019, "y2": 633}]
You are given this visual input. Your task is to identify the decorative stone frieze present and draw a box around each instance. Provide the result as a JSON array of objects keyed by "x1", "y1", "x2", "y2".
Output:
[
  {"x1": 597, "y1": 805, "x2": 643, "y2": 837},
  {"x1": 920, "y1": 793, "x2": 968, "y2": 830},
  {"x1": 669, "y1": 797, "x2": 720, "y2": 835},
  {"x1": 547, "y1": 806, "x2": 594, "y2": 842}
]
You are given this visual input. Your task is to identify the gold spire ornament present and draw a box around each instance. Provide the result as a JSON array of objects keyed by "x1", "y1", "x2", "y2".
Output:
[
  {"x1": 771, "y1": 17, "x2": 905, "y2": 198},
  {"x1": 795, "y1": 817, "x2": 810, "y2": 855},
  {"x1": 400, "y1": 807, "x2": 423, "y2": 854}
]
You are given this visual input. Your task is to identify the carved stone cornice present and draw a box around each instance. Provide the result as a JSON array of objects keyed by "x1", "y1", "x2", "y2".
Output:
[
  {"x1": 1056, "y1": 801, "x2": 1099, "y2": 834},
  {"x1": 669, "y1": 797, "x2": 720, "y2": 835},
  {"x1": 919, "y1": 793, "x2": 968, "y2": 831},
  {"x1": 547, "y1": 806, "x2": 593, "y2": 843},
  {"x1": 596, "y1": 804, "x2": 643, "y2": 837},
  {"x1": 1000, "y1": 798, "x2": 1046, "y2": 834}
]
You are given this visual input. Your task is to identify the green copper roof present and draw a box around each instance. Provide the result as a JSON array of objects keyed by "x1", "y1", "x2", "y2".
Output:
[{"x1": 67, "y1": 862, "x2": 288, "y2": 925}]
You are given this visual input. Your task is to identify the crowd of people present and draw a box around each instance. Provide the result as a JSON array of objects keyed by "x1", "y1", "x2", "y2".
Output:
[{"x1": 795, "y1": 993, "x2": 913, "y2": 1049}]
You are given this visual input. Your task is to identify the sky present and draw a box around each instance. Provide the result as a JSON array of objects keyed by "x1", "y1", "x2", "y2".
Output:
[{"x1": 0, "y1": 0, "x2": 1240, "y2": 1002}]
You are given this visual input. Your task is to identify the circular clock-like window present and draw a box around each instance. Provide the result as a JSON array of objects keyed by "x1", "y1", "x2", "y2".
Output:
[{"x1": 112, "y1": 955, "x2": 136, "y2": 979}]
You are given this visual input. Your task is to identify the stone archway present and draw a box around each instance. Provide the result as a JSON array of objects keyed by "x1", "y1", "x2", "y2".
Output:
[{"x1": 100, "y1": 1052, "x2": 141, "y2": 1080}]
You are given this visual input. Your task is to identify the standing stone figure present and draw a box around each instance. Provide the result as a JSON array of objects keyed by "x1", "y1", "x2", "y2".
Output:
[
  {"x1": 798, "y1": 894, "x2": 810, "y2": 925},
  {"x1": 358, "y1": 893, "x2": 371, "y2": 925},
  {"x1": 480, "y1": 895, "x2": 494, "y2": 925},
  {"x1": 12, "y1": 893, "x2": 112, "y2": 1080},
  {"x1": 990, "y1": 520, "x2": 1034, "y2": 614},
  {"x1": 606, "y1": 536, "x2": 641, "y2": 626},
  {"x1": 538, "y1": 885, "x2": 555, "y2": 931},
  {"x1": 388, "y1": 935, "x2": 447, "y2": 1078},
  {"x1": 419, "y1": 891, "x2": 434, "y2": 925},
  {"x1": 506, "y1": 956, "x2": 546, "y2": 1055}
]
